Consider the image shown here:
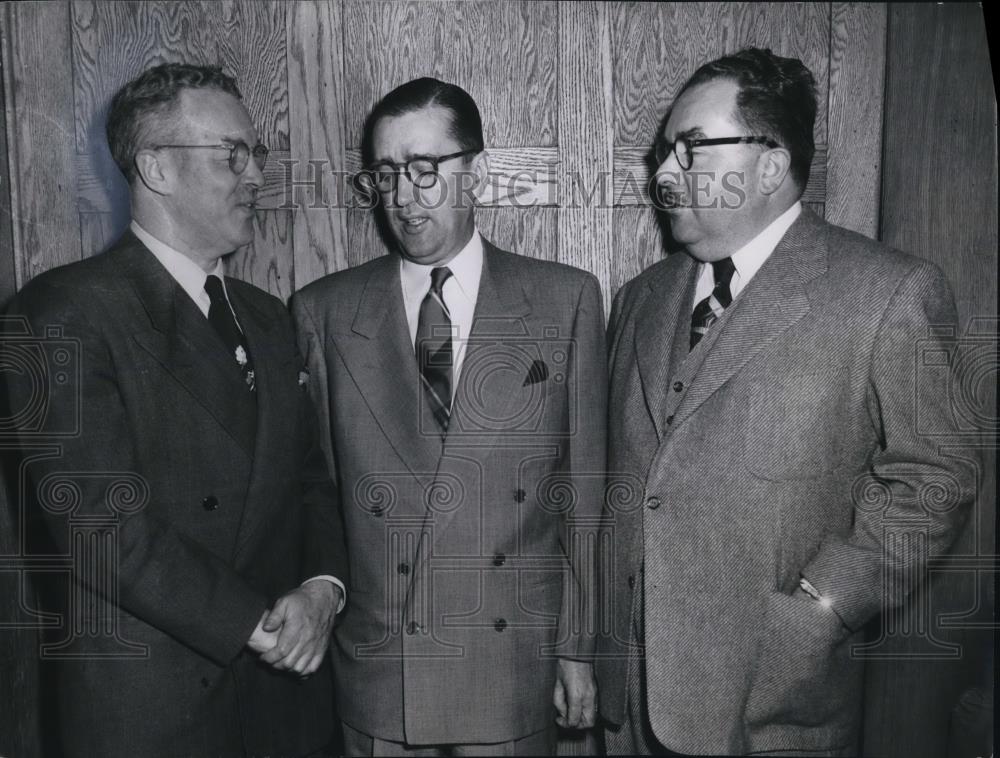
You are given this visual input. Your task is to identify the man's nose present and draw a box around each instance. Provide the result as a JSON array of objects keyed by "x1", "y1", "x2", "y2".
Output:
[
  {"x1": 242, "y1": 157, "x2": 265, "y2": 189},
  {"x1": 391, "y1": 171, "x2": 418, "y2": 208}
]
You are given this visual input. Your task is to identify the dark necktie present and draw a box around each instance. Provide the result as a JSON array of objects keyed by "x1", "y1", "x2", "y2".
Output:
[
  {"x1": 415, "y1": 267, "x2": 453, "y2": 435},
  {"x1": 690, "y1": 257, "x2": 736, "y2": 349},
  {"x1": 204, "y1": 274, "x2": 256, "y2": 392}
]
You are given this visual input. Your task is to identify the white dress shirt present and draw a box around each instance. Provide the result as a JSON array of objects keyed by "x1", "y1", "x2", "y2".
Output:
[
  {"x1": 693, "y1": 201, "x2": 802, "y2": 311},
  {"x1": 131, "y1": 220, "x2": 346, "y2": 612},
  {"x1": 400, "y1": 230, "x2": 484, "y2": 397}
]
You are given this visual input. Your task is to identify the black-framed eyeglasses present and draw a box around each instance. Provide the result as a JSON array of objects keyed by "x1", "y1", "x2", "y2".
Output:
[
  {"x1": 152, "y1": 141, "x2": 269, "y2": 174},
  {"x1": 655, "y1": 136, "x2": 779, "y2": 171},
  {"x1": 361, "y1": 148, "x2": 479, "y2": 192}
]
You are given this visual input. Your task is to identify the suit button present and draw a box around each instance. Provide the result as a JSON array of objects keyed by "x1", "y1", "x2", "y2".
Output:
[
  {"x1": 673, "y1": 381, "x2": 684, "y2": 392},
  {"x1": 406, "y1": 621, "x2": 419, "y2": 635},
  {"x1": 627, "y1": 575, "x2": 635, "y2": 589},
  {"x1": 514, "y1": 488, "x2": 526, "y2": 503},
  {"x1": 200, "y1": 677, "x2": 210, "y2": 689},
  {"x1": 202, "y1": 495, "x2": 219, "y2": 511},
  {"x1": 397, "y1": 563, "x2": 410, "y2": 575},
  {"x1": 494, "y1": 618, "x2": 507, "y2": 633},
  {"x1": 493, "y1": 553, "x2": 506, "y2": 567},
  {"x1": 665, "y1": 415, "x2": 674, "y2": 425},
  {"x1": 646, "y1": 497, "x2": 661, "y2": 510}
]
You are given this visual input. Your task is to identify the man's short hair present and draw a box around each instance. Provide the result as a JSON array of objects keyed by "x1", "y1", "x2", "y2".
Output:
[
  {"x1": 106, "y1": 62, "x2": 242, "y2": 184},
  {"x1": 362, "y1": 77, "x2": 484, "y2": 165},
  {"x1": 679, "y1": 47, "x2": 817, "y2": 189}
]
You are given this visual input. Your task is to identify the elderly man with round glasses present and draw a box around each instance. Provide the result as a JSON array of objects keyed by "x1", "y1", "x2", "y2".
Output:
[{"x1": 4, "y1": 62, "x2": 346, "y2": 758}]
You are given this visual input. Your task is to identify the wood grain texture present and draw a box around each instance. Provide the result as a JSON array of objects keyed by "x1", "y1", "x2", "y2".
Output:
[
  {"x1": 826, "y1": 3, "x2": 886, "y2": 238},
  {"x1": 343, "y1": 0, "x2": 558, "y2": 149},
  {"x1": 475, "y1": 206, "x2": 557, "y2": 262},
  {"x1": 867, "y1": 6, "x2": 996, "y2": 758},
  {"x1": 287, "y1": 0, "x2": 350, "y2": 288},
  {"x1": 559, "y1": 1, "x2": 613, "y2": 310},
  {"x1": 613, "y1": 145, "x2": 828, "y2": 206},
  {"x1": 612, "y1": 2, "x2": 830, "y2": 149},
  {"x1": 224, "y1": 210, "x2": 294, "y2": 302},
  {"x1": 5, "y1": 0, "x2": 81, "y2": 286},
  {"x1": 610, "y1": 206, "x2": 667, "y2": 300},
  {"x1": 79, "y1": 213, "x2": 120, "y2": 259},
  {"x1": 0, "y1": 34, "x2": 17, "y2": 308}
]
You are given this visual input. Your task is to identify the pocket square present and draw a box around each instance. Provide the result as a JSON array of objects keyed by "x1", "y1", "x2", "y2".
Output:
[
  {"x1": 298, "y1": 370, "x2": 309, "y2": 386},
  {"x1": 523, "y1": 359, "x2": 549, "y2": 386}
]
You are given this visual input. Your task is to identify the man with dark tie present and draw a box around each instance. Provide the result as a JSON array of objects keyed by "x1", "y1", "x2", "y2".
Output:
[
  {"x1": 2, "y1": 63, "x2": 345, "y2": 758},
  {"x1": 291, "y1": 77, "x2": 607, "y2": 755},
  {"x1": 596, "y1": 48, "x2": 975, "y2": 756}
]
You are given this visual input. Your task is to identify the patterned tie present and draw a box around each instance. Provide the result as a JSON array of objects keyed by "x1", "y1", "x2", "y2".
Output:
[
  {"x1": 690, "y1": 257, "x2": 736, "y2": 349},
  {"x1": 416, "y1": 267, "x2": 453, "y2": 434},
  {"x1": 204, "y1": 274, "x2": 256, "y2": 392}
]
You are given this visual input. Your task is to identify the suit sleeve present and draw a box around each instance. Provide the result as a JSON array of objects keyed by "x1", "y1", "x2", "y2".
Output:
[
  {"x1": 3, "y1": 280, "x2": 266, "y2": 665},
  {"x1": 290, "y1": 291, "x2": 349, "y2": 594},
  {"x1": 800, "y1": 262, "x2": 976, "y2": 631},
  {"x1": 555, "y1": 274, "x2": 608, "y2": 659}
]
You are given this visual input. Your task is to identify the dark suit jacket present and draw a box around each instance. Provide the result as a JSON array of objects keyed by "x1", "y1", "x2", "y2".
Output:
[
  {"x1": 595, "y1": 208, "x2": 975, "y2": 755},
  {"x1": 291, "y1": 240, "x2": 607, "y2": 745},
  {"x1": 2, "y1": 231, "x2": 345, "y2": 758}
]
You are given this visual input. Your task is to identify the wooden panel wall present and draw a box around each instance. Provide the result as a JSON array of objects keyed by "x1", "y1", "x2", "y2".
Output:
[
  {"x1": 0, "y1": 1, "x2": 886, "y2": 311},
  {"x1": 866, "y1": 6, "x2": 996, "y2": 758}
]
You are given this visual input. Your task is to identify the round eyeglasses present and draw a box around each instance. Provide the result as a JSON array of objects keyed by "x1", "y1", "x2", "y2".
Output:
[
  {"x1": 655, "y1": 135, "x2": 779, "y2": 171},
  {"x1": 152, "y1": 141, "x2": 269, "y2": 174},
  {"x1": 360, "y1": 148, "x2": 480, "y2": 193}
]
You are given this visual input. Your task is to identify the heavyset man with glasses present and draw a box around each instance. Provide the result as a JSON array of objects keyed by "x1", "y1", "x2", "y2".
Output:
[
  {"x1": 3, "y1": 63, "x2": 346, "y2": 757},
  {"x1": 291, "y1": 77, "x2": 607, "y2": 756},
  {"x1": 596, "y1": 48, "x2": 973, "y2": 756}
]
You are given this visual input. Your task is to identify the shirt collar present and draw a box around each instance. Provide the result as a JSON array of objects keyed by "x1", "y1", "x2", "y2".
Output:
[
  {"x1": 728, "y1": 200, "x2": 802, "y2": 282},
  {"x1": 399, "y1": 230, "x2": 484, "y2": 304},
  {"x1": 130, "y1": 220, "x2": 226, "y2": 306}
]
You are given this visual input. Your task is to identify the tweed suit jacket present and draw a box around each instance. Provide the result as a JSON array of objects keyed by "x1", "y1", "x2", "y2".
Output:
[
  {"x1": 594, "y1": 208, "x2": 975, "y2": 755},
  {"x1": 291, "y1": 239, "x2": 607, "y2": 745},
  {"x1": 2, "y1": 231, "x2": 345, "y2": 758}
]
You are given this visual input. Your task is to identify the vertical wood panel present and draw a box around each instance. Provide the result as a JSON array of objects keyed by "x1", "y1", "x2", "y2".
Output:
[
  {"x1": 287, "y1": 0, "x2": 350, "y2": 288},
  {"x1": 4, "y1": 1, "x2": 81, "y2": 286},
  {"x1": 868, "y1": 5, "x2": 996, "y2": 758},
  {"x1": 225, "y1": 210, "x2": 294, "y2": 302},
  {"x1": 559, "y1": 1, "x2": 613, "y2": 306},
  {"x1": 343, "y1": 0, "x2": 558, "y2": 150},
  {"x1": 826, "y1": 3, "x2": 886, "y2": 237},
  {"x1": 0, "y1": 29, "x2": 17, "y2": 307}
]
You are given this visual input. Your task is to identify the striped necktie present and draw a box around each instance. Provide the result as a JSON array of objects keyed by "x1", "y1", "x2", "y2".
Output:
[
  {"x1": 690, "y1": 257, "x2": 736, "y2": 349},
  {"x1": 416, "y1": 267, "x2": 453, "y2": 434}
]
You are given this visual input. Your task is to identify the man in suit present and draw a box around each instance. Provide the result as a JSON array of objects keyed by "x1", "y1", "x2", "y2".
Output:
[
  {"x1": 292, "y1": 77, "x2": 607, "y2": 756},
  {"x1": 596, "y1": 48, "x2": 975, "y2": 756},
  {"x1": 2, "y1": 63, "x2": 346, "y2": 757}
]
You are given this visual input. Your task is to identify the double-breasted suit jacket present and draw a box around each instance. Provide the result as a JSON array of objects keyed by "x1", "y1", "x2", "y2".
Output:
[
  {"x1": 3, "y1": 231, "x2": 345, "y2": 758},
  {"x1": 291, "y1": 240, "x2": 607, "y2": 745},
  {"x1": 595, "y1": 208, "x2": 975, "y2": 755}
]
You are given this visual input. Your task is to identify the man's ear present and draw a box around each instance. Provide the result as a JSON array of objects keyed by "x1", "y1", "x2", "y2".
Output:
[
  {"x1": 758, "y1": 147, "x2": 792, "y2": 195},
  {"x1": 470, "y1": 149, "x2": 490, "y2": 195},
  {"x1": 134, "y1": 149, "x2": 172, "y2": 196}
]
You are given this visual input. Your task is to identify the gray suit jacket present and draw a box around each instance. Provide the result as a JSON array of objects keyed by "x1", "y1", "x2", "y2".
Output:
[
  {"x1": 595, "y1": 208, "x2": 974, "y2": 755},
  {"x1": 3, "y1": 232, "x2": 344, "y2": 758},
  {"x1": 291, "y1": 240, "x2": 607, "y2": 745}
]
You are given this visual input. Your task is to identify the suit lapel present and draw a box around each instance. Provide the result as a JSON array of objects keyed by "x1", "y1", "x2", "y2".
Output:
[
  {"x1": 336, "y1": 254, "x2": 442, "y2": 481},
  {"x1": 633, "y1": 253, "x2": 698, "y2": 442},
  {"x1": 447, "y1": 242, "x2": 533, "y2": 447},
  {"x1": 227, "y1": 283, "x2": 291, "y2": 561},
  {"x1": 117, "y1": 235, "x2": 257, "y2": 456},
  {"x1": 671, "y1": 208, "x2": 827, "y2": 430}
]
